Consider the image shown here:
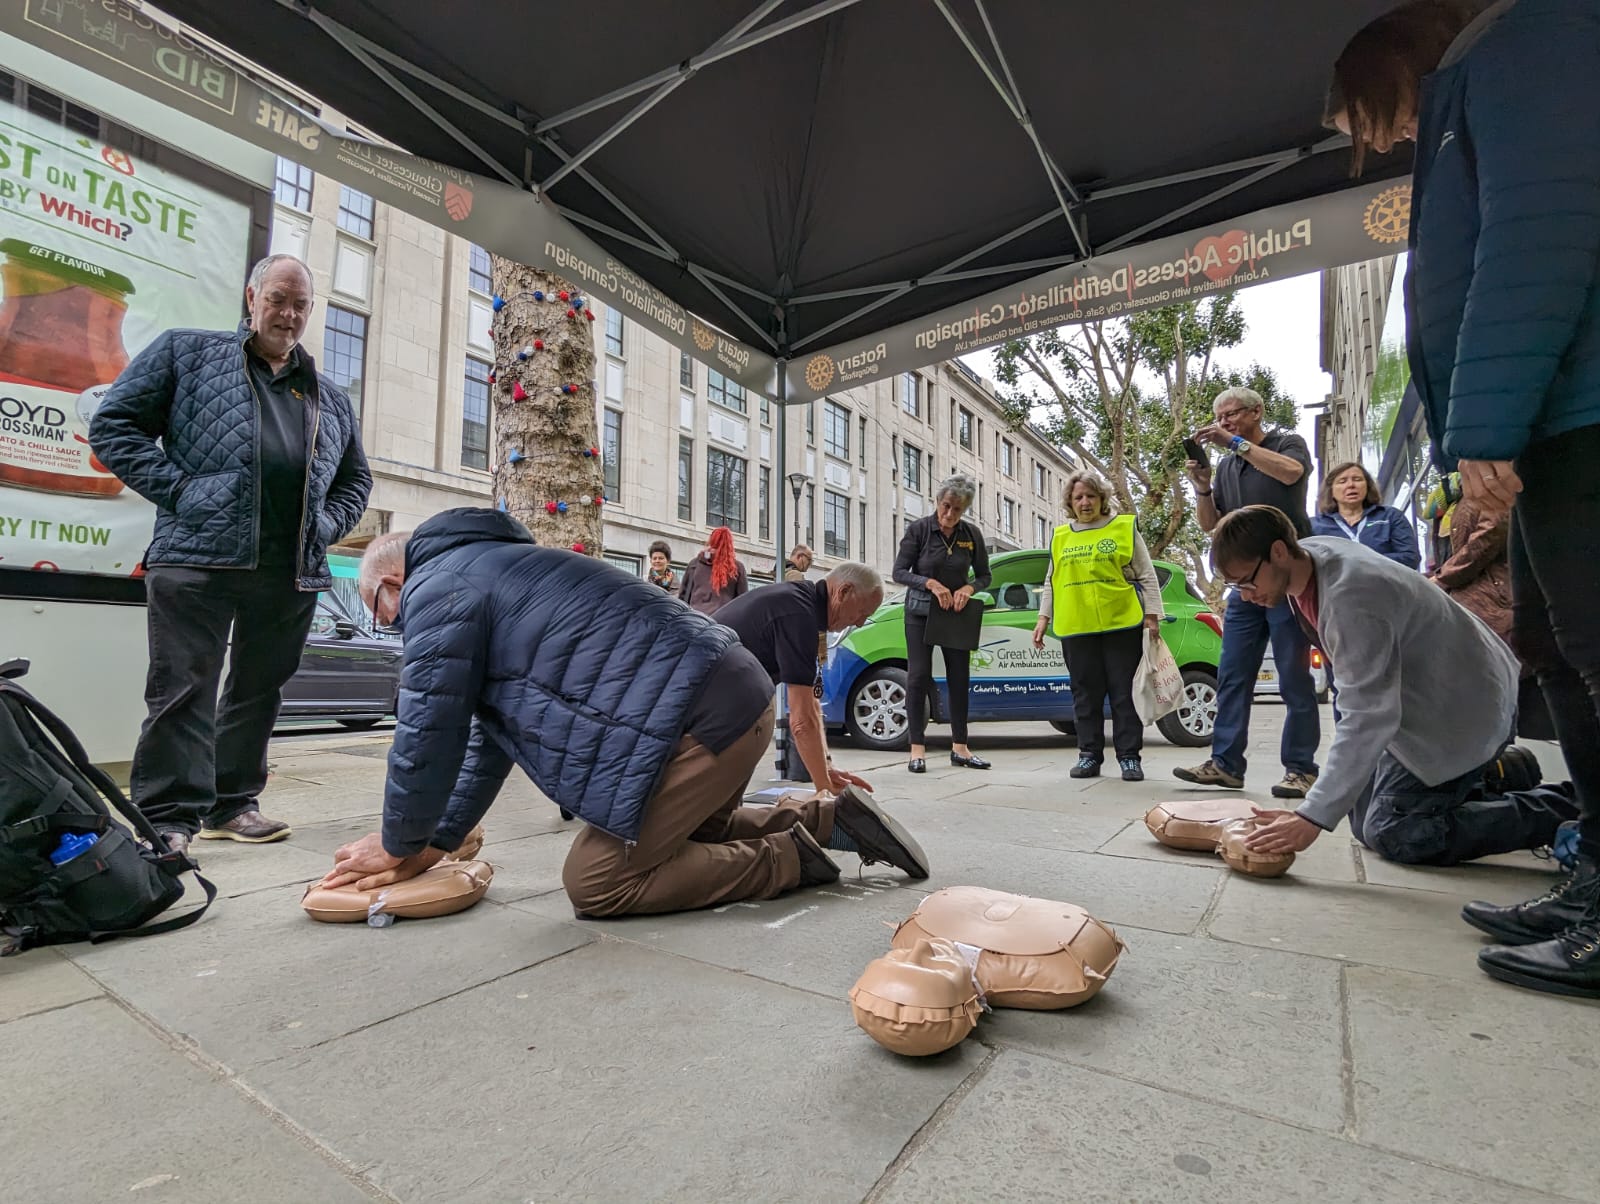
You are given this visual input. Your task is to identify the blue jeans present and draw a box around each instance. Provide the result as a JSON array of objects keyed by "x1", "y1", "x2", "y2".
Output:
[{"x1": 1211, "y1": 592, "x2": 1320, "y2": 779}]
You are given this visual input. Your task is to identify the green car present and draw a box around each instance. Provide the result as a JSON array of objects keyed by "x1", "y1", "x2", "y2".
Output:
[{"x1": 820, "y1": 548, "x2": 1223, "y2": 750}]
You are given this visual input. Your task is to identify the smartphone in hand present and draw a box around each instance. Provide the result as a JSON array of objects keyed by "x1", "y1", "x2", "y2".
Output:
[{"x1": 1182, "y1": 435, "x2": 1209, "y2": 466}]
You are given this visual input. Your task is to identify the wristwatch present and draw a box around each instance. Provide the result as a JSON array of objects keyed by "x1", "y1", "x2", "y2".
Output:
[{"x1": 1229, "y1": 436, "x2": 1252, "y2": 455}]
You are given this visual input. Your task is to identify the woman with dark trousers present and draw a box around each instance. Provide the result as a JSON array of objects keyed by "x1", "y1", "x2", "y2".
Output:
[
  {"x1": 1328, "y1": 0, "x2": 1600, "y2": 997},
  {"x1": 893, "y1": 473, "x2": 992, "y2": 773},
  {"x1": 1032, "y1": 472, "x2": 1163, "y2": 782}
]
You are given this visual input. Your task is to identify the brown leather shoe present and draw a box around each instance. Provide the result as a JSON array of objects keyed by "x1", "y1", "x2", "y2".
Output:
[{"x1": 198, "y1": 811, "x2": 292, "y2": 843}]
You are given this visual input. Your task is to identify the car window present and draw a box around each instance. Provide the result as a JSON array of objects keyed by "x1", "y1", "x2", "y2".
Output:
[{"x1": 1155, "y1": 565, "x2": 1171, "y2": 589}]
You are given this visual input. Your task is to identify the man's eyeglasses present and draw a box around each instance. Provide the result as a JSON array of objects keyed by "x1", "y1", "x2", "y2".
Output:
[
  {"x1": 1215, "y1": 407, "x2": 1255, "y2": 424},
  {"x1": 1222, "y1": 559, "x2": 1265, "y2": 593}
]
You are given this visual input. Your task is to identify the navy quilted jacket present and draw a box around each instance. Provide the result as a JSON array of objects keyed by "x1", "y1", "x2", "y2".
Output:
[
  {"x1": 380, "y1": 508, "x2": 738, "y2": 856},
  {"x1": 88, "y1": 325, "x2": 371, "y2": 590},
  {"x1": 1407, "y1": 0, "x2": 1600, "y2": 468}
]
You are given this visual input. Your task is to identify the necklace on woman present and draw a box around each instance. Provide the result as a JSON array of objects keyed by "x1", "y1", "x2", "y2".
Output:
[{"x1": 938, "y1": 523, "x2": 960, "y2": 558}]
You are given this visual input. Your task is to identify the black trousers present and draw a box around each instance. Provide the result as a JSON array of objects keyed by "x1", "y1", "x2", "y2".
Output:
[
  {"x1": 131, "y1": 566, "x2": 317, "y2": 835},
  {"x1": 904, "y1": 611, "x2": 970, "y2": 745},
  {"x1": 1062, "y1": 624, "x2": 1144, "y2": 760},
  {"x1": 1510, "y1": 423, "x2": 1600, "y2": 862},
  {"x1": 1350, "y1": 750, "x2": 1578, "y2": 866}
]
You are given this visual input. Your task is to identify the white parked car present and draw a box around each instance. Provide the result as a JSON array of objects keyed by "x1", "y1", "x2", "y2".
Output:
[{"x1": 1255, "y1": 644, "x2": 1331, "y2": 703}]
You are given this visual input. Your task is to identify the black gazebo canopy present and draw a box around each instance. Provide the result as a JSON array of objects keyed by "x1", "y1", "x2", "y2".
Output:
[{"x1": 153, "y1": 0, "x2": 1407, "y2": 367}]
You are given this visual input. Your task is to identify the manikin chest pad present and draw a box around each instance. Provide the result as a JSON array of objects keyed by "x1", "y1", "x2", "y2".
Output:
[
  {"x1": 1144, "y1": 799, "x2": 1254, "y2": 851},
  {"x1": 849, "y1": 937, "x2": 983, "y2": 1056},
  {"x1": 892, "y1": 886, "x2": 1124, "y2": 1009},
  {"x1": 301, "y1": 825, "x2": 493, "y2": 923}
]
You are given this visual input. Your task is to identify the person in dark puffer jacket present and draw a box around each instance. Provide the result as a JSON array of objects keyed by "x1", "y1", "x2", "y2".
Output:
[
  {"x1": 318, "y1": 509, "x2": 891, "y2": 918},
  {"x1": 1327, "y1": 0, "x2": 1600, "y2": 999},
  {"x1": 89, "y1": 254, "x2": 370, "y2": 852}
]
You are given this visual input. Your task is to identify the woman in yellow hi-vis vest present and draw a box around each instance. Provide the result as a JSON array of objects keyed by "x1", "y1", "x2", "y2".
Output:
[{"x1": 1032, "y1": 472, "x2": 1164, "y2": 781}]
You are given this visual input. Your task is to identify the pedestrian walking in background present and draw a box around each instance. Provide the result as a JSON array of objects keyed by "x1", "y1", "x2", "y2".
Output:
[
  {"x1": 678, "y1": 526, "x2": 748, "y2": 615},
  {"x1": 648, "y1": 540, "x2": 677, "y2": 592}
]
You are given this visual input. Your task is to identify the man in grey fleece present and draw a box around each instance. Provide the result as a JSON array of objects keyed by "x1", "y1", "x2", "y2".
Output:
[{"x1": 1211, "y1": 506, "x2": 1575, "y2": 866}]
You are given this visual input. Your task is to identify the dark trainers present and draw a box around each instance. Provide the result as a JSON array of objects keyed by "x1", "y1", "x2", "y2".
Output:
[
  {"x1": 828, "y1": 786, "x2": 929, "y2": 880},
  {"x1": 1462, "y1": 855, "x2": 1600, "y2": 945},
  {"x1": 198, "y1": 811, "x2": 291, "y2": 843},
  {"x1": 1118, "y1": 757, "x2": 1144, "y2": 783},
  {"x1": 152, "y1": 829, "x2": 191, "y2": 858},
  {"x1": 1272, "y1": 770, "x2": 1318, "y2": 800},
  {"x1": 790, "y1": 824, "x2": 841, "y2": 888},
  {"x1": 1070, "y1": 756, "x2": 1102, "y2": 779},
  {"x1": 1173, "y1": 759, "x2": 1244, "y2": 789},
  {"x1": 1483, "y1": 745, "x2": 1542, "y2": 795}
]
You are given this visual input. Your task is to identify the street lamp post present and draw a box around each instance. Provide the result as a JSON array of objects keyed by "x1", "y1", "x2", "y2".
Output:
[{"x1": 786, "y1": 471, "x2": 807, "y2": 552}]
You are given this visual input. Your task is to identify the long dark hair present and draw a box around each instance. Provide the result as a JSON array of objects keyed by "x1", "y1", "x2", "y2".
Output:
[{"x1": 1326, "y1": 0, "x2": 1480, "y2": 175}]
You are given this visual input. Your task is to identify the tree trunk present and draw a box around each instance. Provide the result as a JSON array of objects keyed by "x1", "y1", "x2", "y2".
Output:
[{"x1": 489, "y1": 257, "x2": 603, "y2": 555}]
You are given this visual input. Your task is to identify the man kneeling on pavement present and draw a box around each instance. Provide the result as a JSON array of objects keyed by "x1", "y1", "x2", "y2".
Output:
[
  {"x1": 1215, "y1": 506, "x2": 1576, "y2": 871},
  {"x1": 319, "y1": 509, "x2": 926, "y2": 915}
]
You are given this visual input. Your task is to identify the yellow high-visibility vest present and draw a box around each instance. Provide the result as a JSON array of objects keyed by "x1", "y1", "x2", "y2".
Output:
[{"x1": 1049, "y1": 514, "x2": 1144, "y2": 637}]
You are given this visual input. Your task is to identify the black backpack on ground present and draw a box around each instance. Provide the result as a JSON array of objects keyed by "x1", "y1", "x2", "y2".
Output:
[{"x1": 0, "y1": 659, "x2": 215, "y2": 956}]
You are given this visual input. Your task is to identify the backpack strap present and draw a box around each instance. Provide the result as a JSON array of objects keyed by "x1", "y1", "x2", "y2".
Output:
[
  {"x1": 0, "y1": 680, "x2": 168, "y2": 850},
  {"x1": 86, "y1": 868, "x2": 218, "y2": 945}
]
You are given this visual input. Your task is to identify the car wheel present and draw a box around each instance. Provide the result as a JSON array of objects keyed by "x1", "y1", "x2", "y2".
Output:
[
  {"x1": 1048, "y1": 719, "x2": 1079, "y2": 746},
  {"x1": 844, "y1": 666, "x2": 913, "y2": 751},
  {"x1": 336, "y1": 717, "x2": 383, "y2": 731},
  {"x1": 1156, "y1": 669, "x2": 1218, "y2": 748}
]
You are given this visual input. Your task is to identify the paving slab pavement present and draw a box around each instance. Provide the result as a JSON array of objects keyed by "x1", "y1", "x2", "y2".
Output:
[{"x1": 3, "y1": 709, "x2": 1596, "y2": 1202}]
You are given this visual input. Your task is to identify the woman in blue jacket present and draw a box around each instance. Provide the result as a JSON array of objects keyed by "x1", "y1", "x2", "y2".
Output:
[
  {"x1": 1327, "y1": 0, "x2": 1600, "y2": 1000},
  {"x1": 1311, "y1": 462, "x2": 1420, "y2": 569}
]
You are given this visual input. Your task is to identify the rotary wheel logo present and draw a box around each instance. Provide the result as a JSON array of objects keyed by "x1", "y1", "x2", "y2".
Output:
[
  {"x1": 691, "y1": 321, "x2": 716, "y2": 352},
  {"x1": 1096, "y1": 538, "x2": 1118, "y2": 554},
  {"x1": 1363, "y1": 184, "x2": 1411, "y2": 244},
  {"x1": 804, "y1": 354, "x2": 835, "y2": 392}
]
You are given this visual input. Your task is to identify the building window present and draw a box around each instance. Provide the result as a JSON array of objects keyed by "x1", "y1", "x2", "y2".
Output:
[
  {"x1": 902, "y1": 440, "x2": 923, "y2": 493},
  {"x1": 900, "y1": 373, "x2": 919, "y2": 418},
  {"x1": 823, "y1": 400, "x2": 850, "y2": 460},
  {"x1": 1001, "y1": 439, "x2": 1016, "y2": 477},
  {"x1": 760, "y1": 394, "x2": 771, "y2": 426},
  {"x1": 323, "y1": 306, "x2": 368, "y2": 421},
  {"x1": 1033, "y1": 462, "x2": 1047, "y2": 496},
  {"x1": 804, "y1": 483, "x2": 815, "y2": 545},
  {"x1": 605, "y1": 309, "x2": 625, "y2": 356},
  {"x1": 823, "y1": 490, "x2": 851, "y2": 558},
  {"x1": 1002, "y1": 497, "x2": 1017, "y2": 536},
  {"x1": 859, "y1": 416, "x2": 868, "y2": 469},
  {"x1": 806, "y1": 404, "x2": 815, "y2": 447},
  {"x1": 462, "y1": 358, "x2": 491, "y2": 471},
  {"x1": 5, "y1": 77, "x2": 99, "y2": 135},
  {"x1": 957, "y1": 406, "x2": 974, "y2": 450},
  {"x1": 759, "y1": 465, "x2": 771, "y2": 542},
  {"x1": 336, "y1": 185, "x2": 375, "y2": 240},
  {"x1": 604, "y1": 551, "x2": 643, "y2": 577},
  {"x1": 708, "y1": 369, "x2": 746, "y2": 414},
  {"x1": 1036, "y1": 515, "x2": 1052, "y2": 546},
  {"x1": 859, "y1": 501, "x2": 868, "y2": 561},
  {"x1": 679, "y1": 351, "x2": 694, "y2": 390},
  {"x1": 274, "y1": 156, "x2": 314, "y2": 211},
  {"x1": 468, "y1": 244, "x2": 494, "y2": 294},
  {"x1": 603, "y1": 409, "x2": 622, "y2": 500},
  {"x1": 706, "y1": 448, "x2": 747, "y2": 533},
  {"x1": 926, "y1": 452, "x2": 935, "y2": 495},
  {"x1": 678, "y1": 437, "x2": 693, "y2": 521}
]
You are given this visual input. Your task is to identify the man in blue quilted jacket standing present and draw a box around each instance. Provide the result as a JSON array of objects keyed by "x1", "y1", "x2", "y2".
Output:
[
  {"x1": 90, "y1": 254, "x2": 371, "y2": 854},
  {"x1": 317, "y1": 509, "x2": 927, "y2": 917}
]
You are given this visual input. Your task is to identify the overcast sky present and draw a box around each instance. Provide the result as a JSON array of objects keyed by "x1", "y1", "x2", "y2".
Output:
[{"x1": 960, "y1": 271, "x2": 1331, "y2": 487}]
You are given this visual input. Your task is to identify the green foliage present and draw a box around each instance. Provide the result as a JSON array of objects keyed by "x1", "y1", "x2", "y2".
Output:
[
  {"x1": 990, "y1": 293, "x2": 1298, "y2": 599},
  {"x1": 1364, "y1": 339, "x2": 1410, "y2": 461}
]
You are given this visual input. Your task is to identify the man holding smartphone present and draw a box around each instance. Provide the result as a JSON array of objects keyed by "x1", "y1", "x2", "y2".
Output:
[{"x1": 1177, "y1": 387, "x2": 1322, "y2": 799}]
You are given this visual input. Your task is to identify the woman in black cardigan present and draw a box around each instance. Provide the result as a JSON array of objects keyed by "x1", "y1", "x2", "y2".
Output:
[{"x1": 892, "y1": 473, "x2": 992, "y2": 773}]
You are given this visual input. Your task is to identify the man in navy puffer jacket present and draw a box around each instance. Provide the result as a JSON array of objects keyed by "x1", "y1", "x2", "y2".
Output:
[
  {"x1": 1329, "y1": 0, "x2": 1600, "y2": 997},
  {"x1": 320, "y1": 509, "x2": 919, "y2": 917}
]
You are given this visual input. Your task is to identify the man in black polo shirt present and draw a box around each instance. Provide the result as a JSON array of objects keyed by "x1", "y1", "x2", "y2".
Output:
[
  {"x1": 1176, "y1": 386, "x2": 1322, "y2": 798},
  {"x1": 717, "y1": 561, "x2": 929, "y2": 880}
]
